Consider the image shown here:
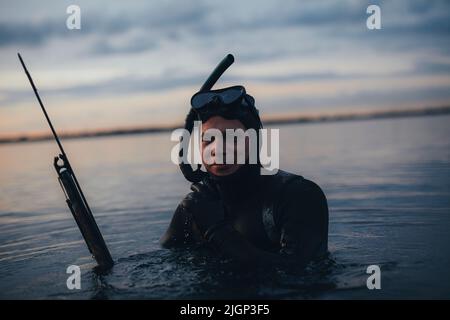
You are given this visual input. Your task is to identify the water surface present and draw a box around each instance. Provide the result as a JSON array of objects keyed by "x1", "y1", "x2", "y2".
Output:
[{"x1": 0, "y1": 115, "x2": 449, "y2": 299}]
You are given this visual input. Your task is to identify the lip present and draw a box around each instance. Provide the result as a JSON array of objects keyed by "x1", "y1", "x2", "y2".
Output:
[{"x1": 210, "y1": 163, "x2": 233, "y2": 168}]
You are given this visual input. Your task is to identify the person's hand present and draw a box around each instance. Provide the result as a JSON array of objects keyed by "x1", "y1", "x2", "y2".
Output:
[{"x1": 180, "y1": 180, "x2": 225, "y2": 236}]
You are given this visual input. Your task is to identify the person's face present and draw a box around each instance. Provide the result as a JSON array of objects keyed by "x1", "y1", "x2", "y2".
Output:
[{"x1": 201, "y1": 116, "x2": 247, "y2": 176}]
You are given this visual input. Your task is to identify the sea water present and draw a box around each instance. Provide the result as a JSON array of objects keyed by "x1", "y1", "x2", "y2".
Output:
[{"x1": 0, "y1": 115, "x2": 449, "y2": 299}]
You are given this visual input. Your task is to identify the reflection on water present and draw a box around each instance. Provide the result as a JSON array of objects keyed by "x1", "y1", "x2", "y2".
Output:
[{"x1": 0, "y1": 115, "x2": 449, "y2": 299}]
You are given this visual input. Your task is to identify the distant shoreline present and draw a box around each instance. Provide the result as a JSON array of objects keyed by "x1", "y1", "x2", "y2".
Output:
[{"x1": 1, "y1": 105, "x2": 449, "y2": 145}]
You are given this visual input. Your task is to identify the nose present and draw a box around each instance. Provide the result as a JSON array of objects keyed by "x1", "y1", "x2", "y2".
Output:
[{"x1": 208, "y1": 138, "x2": 230, "y2": 164}]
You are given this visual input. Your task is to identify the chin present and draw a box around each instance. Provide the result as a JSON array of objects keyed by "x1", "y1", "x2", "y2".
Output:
[{"x1": 207, "y1": 164, "x2": 241, "y2": 176}]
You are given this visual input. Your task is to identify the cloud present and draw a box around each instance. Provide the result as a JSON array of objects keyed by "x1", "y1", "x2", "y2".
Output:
[
  {"x1": 0, "y1": 72, "x2": 205, "y2": 106},
  {"x1": 0, "y1": 1, "x2": 210, "y2": 48},
  {"x1": 1, "y1": 0, "x2": 450, "y2": 134},
  {"x1": 91, "y1": 35, "x2": 158, "y2": 55},
  {"x1": 1, "y1": 1, "x2": 447, "y2": 46},
  {"x1": 260, "y1": 85, "x2": 450, "y2": 113},
  {"x1": 414, "y1": 62, "x2": 450, "y2": 75},
  {"x1": 0, "y1": 20, "x2": 61, "y2": 46}
]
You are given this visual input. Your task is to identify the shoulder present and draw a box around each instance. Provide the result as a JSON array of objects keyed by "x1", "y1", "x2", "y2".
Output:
[
  {"x1": 261, "y1": 169, "x2": 326, "y2": 202},
  {"x1": 262, "y1": 170, "x2": 328, "y2": 224},
  {"x1": 284, "y1": 176, "x2": 327, "y2": 204}
]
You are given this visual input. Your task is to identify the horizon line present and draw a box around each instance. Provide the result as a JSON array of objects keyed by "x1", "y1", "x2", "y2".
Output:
[{"x1": 1, "y1": 105, "x2": 449, "y2": 145}]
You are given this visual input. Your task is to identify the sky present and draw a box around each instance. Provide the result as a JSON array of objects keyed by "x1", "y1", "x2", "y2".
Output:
[{"x1": 0, "y1": 0, "x2": 449, "y2": 135}]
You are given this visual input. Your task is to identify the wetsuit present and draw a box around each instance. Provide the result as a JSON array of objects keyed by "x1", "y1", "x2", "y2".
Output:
[{"x1": 160, "y1": 165, "x2": 329, "y2": 267}]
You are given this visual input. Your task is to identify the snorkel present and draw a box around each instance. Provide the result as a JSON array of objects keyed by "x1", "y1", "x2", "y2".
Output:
[
  {"x1": 179, "y1": 54, "x2": 234, "y2": 183},
  {"x1": 179, "y1": 54, "x2": 262, "y2": 183}
]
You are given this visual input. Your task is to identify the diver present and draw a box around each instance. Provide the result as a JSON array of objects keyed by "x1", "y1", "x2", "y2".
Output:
[{"x1": 160, "y1": 55, "x2": 328, "y2": 268}]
